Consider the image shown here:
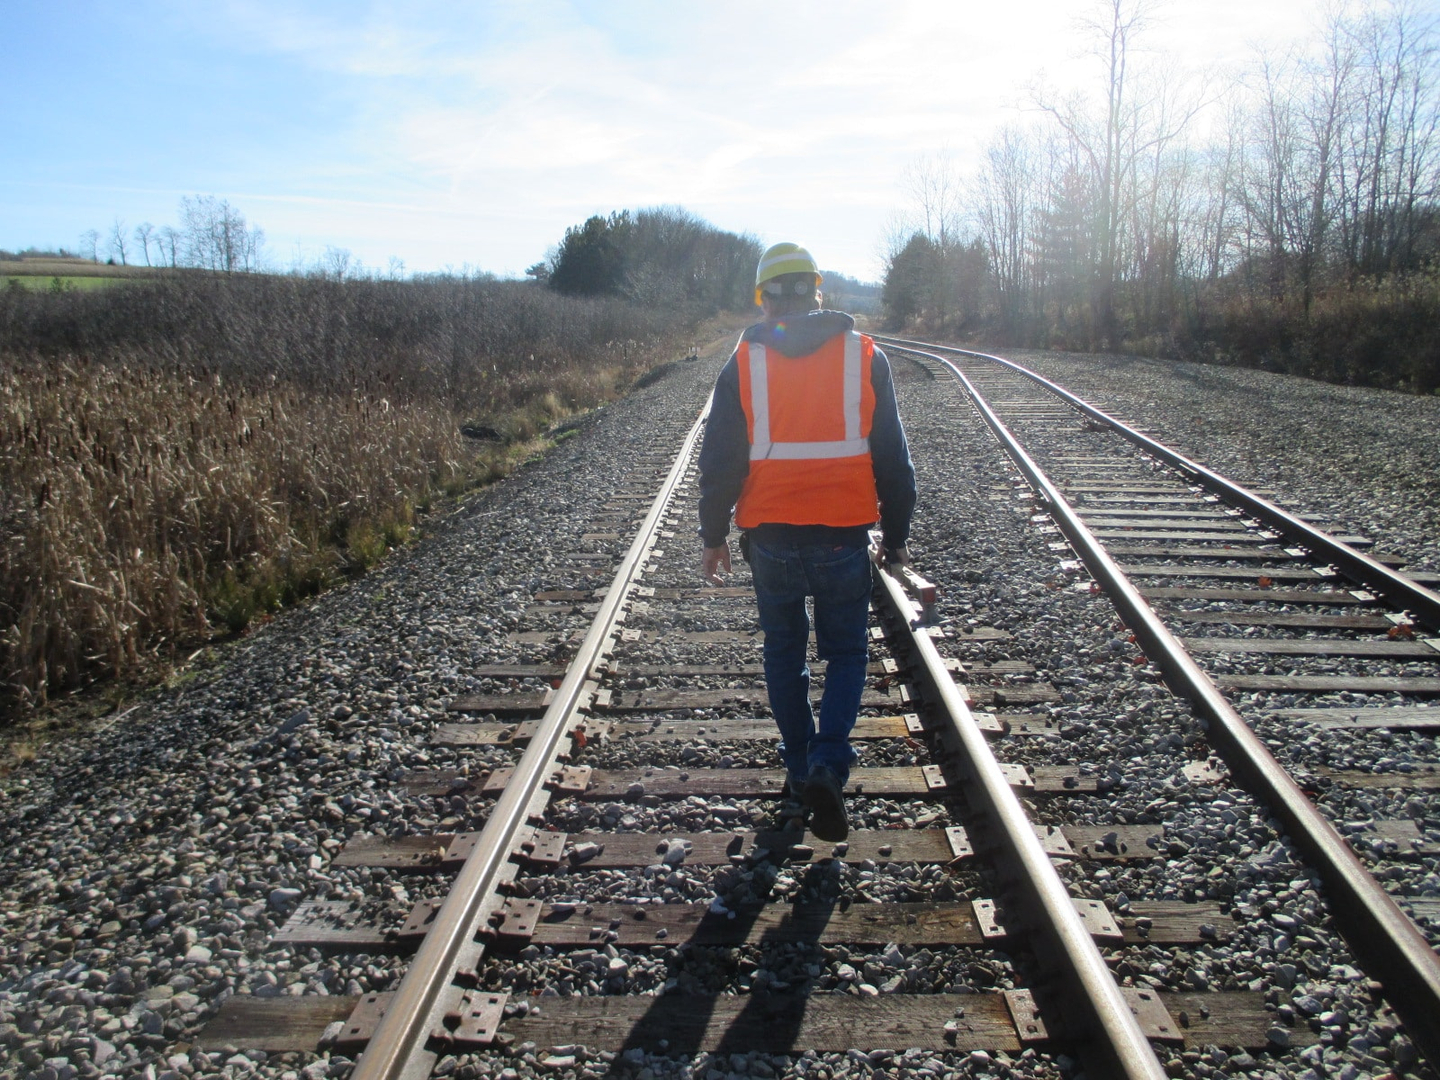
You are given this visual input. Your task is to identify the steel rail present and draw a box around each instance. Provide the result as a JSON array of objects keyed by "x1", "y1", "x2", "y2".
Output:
[
  {"x1": 872, "y1": 563, "x2": 1168, "y2": 1080},
  {"x1": 351, "y1": 406, "x2": 711, "y2": 1080},
  {"x1": 877, "y1": 335, "x2": 1440, "y2": 631},
  {"x1": 885, "y1": 339, "x2": 1440, "y2": 1071}
]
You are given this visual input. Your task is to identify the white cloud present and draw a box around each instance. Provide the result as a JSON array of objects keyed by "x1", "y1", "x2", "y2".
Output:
[{"x1": 109, "y1": 0, "x2": 1342, "y2": 278}]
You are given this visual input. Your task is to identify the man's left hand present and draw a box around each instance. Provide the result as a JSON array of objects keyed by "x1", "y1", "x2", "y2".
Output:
[{"x1": 702, "y1": 544, "x2": 732, "y2": 586}]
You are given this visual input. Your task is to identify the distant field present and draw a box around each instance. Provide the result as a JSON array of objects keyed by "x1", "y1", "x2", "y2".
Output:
[
  {"x1": 2, "y1": 258, "x2": 162, "y2": 289},
  {"x1": 1, "y1": 257, "x2": 156, "y2": 276},
  {"x1": 5, "y1": 274, "x2": 130, "y2": 290}
]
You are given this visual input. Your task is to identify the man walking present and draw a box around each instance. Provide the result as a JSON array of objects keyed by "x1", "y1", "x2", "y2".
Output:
[{"x1": 697, "y1": 242, "x2": 916, "y2": 842}]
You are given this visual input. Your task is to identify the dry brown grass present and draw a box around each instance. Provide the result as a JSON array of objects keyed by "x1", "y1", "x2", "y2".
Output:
[
  {"x1": 0, "y1": 360, "x2": 471, "y2": 706},
  {"x1": 0, "y1": 273, "x2": 690, "y2": 719}
]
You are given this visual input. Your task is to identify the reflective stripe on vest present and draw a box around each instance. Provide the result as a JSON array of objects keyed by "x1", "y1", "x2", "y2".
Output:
[{"x1": 748, "y1": 333, "x2": 868, "y2": 461}]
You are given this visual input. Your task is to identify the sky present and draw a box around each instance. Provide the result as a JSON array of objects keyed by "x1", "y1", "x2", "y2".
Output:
[{"x1": 2, "y1": 0, "x2": 1358, "y2": 282}]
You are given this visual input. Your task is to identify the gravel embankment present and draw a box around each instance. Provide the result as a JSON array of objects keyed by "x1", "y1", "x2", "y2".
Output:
[{"x1": 2, "y1": 339, "x2": 1438, "y2": 1080}]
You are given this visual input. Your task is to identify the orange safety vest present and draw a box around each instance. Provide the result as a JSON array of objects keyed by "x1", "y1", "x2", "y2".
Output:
[{"x1": 734, "y1": 330, "x2": 880, "y2": 528}]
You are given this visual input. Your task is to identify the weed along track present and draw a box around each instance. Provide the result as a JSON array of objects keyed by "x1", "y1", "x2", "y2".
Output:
[
  {"x1": 8, "y1": 337, "x2": 1440, "y2": 1080},
  {"x1": 173, "y1": 336, "x2": 1438, "y2": 1080}
]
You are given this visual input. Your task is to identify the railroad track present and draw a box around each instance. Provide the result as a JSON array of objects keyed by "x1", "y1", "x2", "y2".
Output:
[{"x1": 192, "y1": 339, "x2": 1440, "y2": 1080}]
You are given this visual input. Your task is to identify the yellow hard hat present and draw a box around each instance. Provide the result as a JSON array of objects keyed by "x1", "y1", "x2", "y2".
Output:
[{"x1": 755, "y1": 242, "x2": 821, "y2": 305}]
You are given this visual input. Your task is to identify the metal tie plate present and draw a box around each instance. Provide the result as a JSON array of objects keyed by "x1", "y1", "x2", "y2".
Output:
[
  {"x1": 336, "y1": 992, "x2": 391, "y2": 1053},
  {"x1": 973, "y1": 711, "x2": 1004, "y2": 734},
  {"x1": 972, "y1": 899, "x2": 1007, "y2": 940},
  {"x1": 999, "y1": 762, "x2": 1034, "y2": 789},
  {"x1": 549, "y1": 764, "x2": 592, "y2": 794},
  {"x1": 445, "y1": 991, "x2": 508, "y2": 1047},
  {"x1": 1072, "y1": 898, "x2": 1123, "y2": 942},
  {"x1": 400, "y1": 899, "x2": 443, "y2": 938},
  {"x1": 482, "y1": 768, "x2": 514, "y2": 796},
  {"x1": 1123, "y1": 987, "x2": 1184, "y2": 1043},
  {"x1": 1183, "y1": 758, "x2": 1226, "y2": 784},
  {"x1": 1003, "y1": 989, "x2": 1049, "y2": 1043},
  {"x1": 488, "y1": 898, "x2": 541, "y2": 942},
  {"x1": 515, "y1": 827, "x2": 567, "y2": 868},
  {"x1": 945, "y1": 826, "x2": 973, "y2": 860},
  {"x1": 1004, "y1": 986, "x2": 1181, "y2": 1043},
  {"x1": 1034, "y1": 824, "x2": 1075, "y2": 858},
  {"x1": 974, "y1": 895, "x2": 1118, "y2": 942},
  {"x1": 445, "y1": 832, "x2": 482, "y2": 862}
]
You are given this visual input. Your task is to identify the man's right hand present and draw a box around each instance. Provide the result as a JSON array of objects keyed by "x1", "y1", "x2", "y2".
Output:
[
  {"x1": 702, "y1": 544, "x2": 732, "y2": 586},
  {"x1": 882, "y1": 544, "x2": 911, "y2": 567}
]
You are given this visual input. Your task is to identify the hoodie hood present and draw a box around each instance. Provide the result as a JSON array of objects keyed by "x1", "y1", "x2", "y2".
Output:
[{"x1": 740, "y1": 309, "x2": 855, "y2": 358}]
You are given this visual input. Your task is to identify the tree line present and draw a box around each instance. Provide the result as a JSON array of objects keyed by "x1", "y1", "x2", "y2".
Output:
[
  {"x1": 883, "y1": 0, "x2": 1440, "y2": 394},
  {"x1": 537, "y1": 206, "x2": 764, "y2": 314},
  {"x1": 75, "y1": 195, "x2": 267, "y2": 273}
]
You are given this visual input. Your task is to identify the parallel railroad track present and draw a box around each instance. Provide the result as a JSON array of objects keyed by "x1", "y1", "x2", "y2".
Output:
[{"x1": 192, "y1": 339, "x2": 1440, "y2": 1080}]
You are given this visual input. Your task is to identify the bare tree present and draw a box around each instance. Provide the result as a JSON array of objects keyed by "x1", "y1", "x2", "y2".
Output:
[
  {"x1": 133, "y1": 222, "x2": 156, "y2": 267},
  {"x1": 1031, "y1": 0, "x2": 1204, "y2": 344},
  {"x1": 180, "y1": 195, "x2": 265, "y2": 272},
  {"x1": 973, "y1": 125, "x2": 1040, "y2": 334},
  {"x1": 897, "y1": 151, "x2": 969, "y2": 328},
  {"x1": 1237, "y1": 30, "x2": 1352, "y2": 313},
  {"x1": 903, "y1": 151, "x2": 964, "y2": 249},
  {"x1": 320, "y1": 246, "x2": 352, "y2": 280},
  {"x1": 79, "y1": 230, "x2": 100, "y2": 262},
  {"x1": 107, "y1": 219, "x2": 129, "y2": 265},
  {"x1": 1332, "y1": 1, "x2": 1440, "y2": 275},
  {"x1": 157, "y1": 226, "x2": 181, "y2": 268},
  {"x1": 1195, "y1": 97, "x2": 1246, "y2": 283}
]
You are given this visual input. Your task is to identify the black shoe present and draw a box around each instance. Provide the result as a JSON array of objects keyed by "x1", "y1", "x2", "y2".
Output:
[{"x1": 803, "y1": 766, "x2": 848, "y2": 842}]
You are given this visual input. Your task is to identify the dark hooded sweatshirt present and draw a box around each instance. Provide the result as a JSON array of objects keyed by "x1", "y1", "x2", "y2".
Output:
[{"x1": 697, "y1": 309, "x2": 916, "y2": 552}]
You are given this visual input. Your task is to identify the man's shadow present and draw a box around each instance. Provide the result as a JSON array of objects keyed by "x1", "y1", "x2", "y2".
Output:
[{"x1": 608, "y1": 846, "x2": 847, "y2": 1067}]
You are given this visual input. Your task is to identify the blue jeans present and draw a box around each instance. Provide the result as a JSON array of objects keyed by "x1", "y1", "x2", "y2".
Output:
[{"x1": 750, "y1": 540, "x2": 871, "y2": 786}]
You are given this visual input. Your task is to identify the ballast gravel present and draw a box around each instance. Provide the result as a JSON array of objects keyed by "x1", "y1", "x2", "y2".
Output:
[{"x1": 1, "y1": 337, "x2": 1437, "y2": 1080}]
